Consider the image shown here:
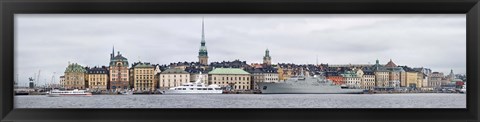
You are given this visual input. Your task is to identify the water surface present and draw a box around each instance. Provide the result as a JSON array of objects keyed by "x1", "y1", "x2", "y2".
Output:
[{"x1": 15, "y1": 93, "x2": 466, "y2": 108}]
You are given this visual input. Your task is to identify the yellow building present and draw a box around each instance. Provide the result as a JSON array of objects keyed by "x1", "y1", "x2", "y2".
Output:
[
  {"x1": 361, "y1": 71, "x2": 376, "y2": 89},
  {"x1": 131, "y1": 62, "x2": 156, "y2": 91},
  {"x1": 400, "y1": 71, "x2": 420, "y2": 88},
  {"x1": 277, "y1": 67, "x2": 284, "y2": 81},
  {"x1": 159, "y1": 68, "x2": 190, "y2": 90},
  {"x1": 374, "y1": 71, "x2": 389, "y2": 87},
  {"x1": 208, "y1": 68, "x2": 251, "y2": 90},
  {"x1": 85, "y1": 66, "x2": 109, "y2": 91},
  {"x1": 416, "y1": 72, "x2": 425, "y2": 88},
  {"x1": 64, "y1": 63, "x2": 87, "y2": 90}
]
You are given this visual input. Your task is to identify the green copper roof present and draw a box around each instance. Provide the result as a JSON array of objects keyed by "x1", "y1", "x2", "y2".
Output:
[
  {"x1": 110, "y1": 52, "x2": 129, "y2": 67},
  {"x1": 209, "y1": 68, "x2": 250, "y2": 75},
  {"x1": 65, "y1": 63, "x2": 86, "y2": 73},
  {"x1": 341, "y1": 70, "x2": 358, "y2": 78},
  {"x1": 161, "y1": 68, "x2": 189, "y2": 74}
]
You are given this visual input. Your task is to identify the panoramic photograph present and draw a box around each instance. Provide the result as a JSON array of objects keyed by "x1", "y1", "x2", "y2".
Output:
[{"x1": 13, "y1": 14, "x2": 466, "y2": 108}]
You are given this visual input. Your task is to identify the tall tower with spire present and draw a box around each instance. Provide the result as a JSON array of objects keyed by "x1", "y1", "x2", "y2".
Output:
[
  {"x1": 110, "y1": 45, "x2": 115, "y2": 59},
  {"x1": 198, "y1": 18, "x2": 209, "y2": 65},
  {"x1": 263, "y1": 48, "x2": 271, "y2": 65},
  {"x1": 449, "y1": 69, "x2": 455, "y2": 81}
]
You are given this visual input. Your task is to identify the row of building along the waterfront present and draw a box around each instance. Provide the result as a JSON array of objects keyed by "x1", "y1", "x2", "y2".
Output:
[
  {"x1": 59, "y1": 19, "x2": 465, "y2": 92},
  {"x1": 60, "y1": 50, "x2": 463, "y2": 92}
]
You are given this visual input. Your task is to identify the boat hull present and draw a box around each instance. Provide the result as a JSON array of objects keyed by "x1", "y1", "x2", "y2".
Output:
[
  {"x1": 460, "y1": 89, "x2": 466, "y2": 94},
  {"x1": 257, "y1": 82, "x2": 364, "y2": 94},
  {"x1": 48, "y1": 93, "x2": 92, "y2": 97},
  {"x1": 163, "y1": 90, "x2": 223, "y2": 94}
]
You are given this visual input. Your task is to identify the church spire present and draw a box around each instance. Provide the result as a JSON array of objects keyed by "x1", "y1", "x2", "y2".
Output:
[
  {"x1": 111, "y1": 45, "x2": 115, "y2": 59},
  {"x1": 198, "y1": 17, "x2": 209, "y2": 65},
  {"x1": 201, "y1": 17, "x2": 205, "y2": 45}
]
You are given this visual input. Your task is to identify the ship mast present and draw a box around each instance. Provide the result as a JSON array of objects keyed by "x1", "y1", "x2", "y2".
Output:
[
  {"x1": 195, "y1": 71, "x2": 203, "y2": 84},
  {"x1": 37, "y1": 70, "x2": 41, "y2": 87}
]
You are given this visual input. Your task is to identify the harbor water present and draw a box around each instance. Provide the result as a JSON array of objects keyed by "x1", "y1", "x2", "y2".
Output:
[{"x1": 15, "y1": 93, "x2": 465, "y2": 108}]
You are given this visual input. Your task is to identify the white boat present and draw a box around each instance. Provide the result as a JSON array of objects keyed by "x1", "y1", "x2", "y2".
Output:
[
  {"x1": 163, "y1": 72, "x2": 223, "y2": 94},
  {"x1": 460, "y1": 83, "x2": 466, "y2": 94},
  {"x1": 121, "y1": 90, "x2": 133, "y2": 95},
  {"x1": 47, "y1": 89, "x2": 92, "y2": 97}
]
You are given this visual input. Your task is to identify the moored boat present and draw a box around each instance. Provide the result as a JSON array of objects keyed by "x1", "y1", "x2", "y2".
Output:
[
  {"x1": 47, "y1": 89, "x2": 92, "y2": 97},
  {"x1": 163, "y1": 72, "x2": 223, "y2": 94},
  {"x1": 257, "y1": 71, "x2": 364, "y2": 94},
  {"x1": 460, "y1": 83, "x2": 466, "y2": 94}
]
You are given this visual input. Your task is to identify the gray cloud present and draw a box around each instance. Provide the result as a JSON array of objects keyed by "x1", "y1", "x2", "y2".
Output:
[{"x1": 14, "y1": 14, "x2": 466, "y2": 86}]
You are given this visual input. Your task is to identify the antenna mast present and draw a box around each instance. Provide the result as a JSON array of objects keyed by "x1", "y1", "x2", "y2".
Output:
[
  {"x1": 50, "y1": 72, "x2": 56, "y2": 87},
  {"x1": 37, "y1": 70, "x2": 41, "y2": 87}
]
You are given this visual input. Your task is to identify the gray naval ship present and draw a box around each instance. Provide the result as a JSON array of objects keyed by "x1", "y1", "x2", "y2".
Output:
[{"x1": 257, "y1": 74, "x2": 364, "y2": 94}]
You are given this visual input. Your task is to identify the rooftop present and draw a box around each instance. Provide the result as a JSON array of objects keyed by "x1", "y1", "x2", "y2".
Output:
[
  {"x1": 209, "y1": 68, "x2": 250, "y2": 75},
  {"x1": 161, "y1": 68, "x2": 189, "y2": 74}
]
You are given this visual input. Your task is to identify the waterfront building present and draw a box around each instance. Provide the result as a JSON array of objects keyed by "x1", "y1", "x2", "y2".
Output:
[
  {"x1": 128, "y1": 68, "x2": 134, "y2": 89},
  {"x1": 249, "y1": 67, "x2": 279, "y2": 89},
  {"x1": 361, "y1": 69, "x2": 376, "y2": 89},
  {"x1": 131, "y1": 62, "x2": 156, "y2": 91},
  {"x1": 85, "y1": 66, "x2": 109, "y2": 91},
  {"x1": 416, "y1": 72, "x2": 426, "y2": 88},
  {"x1": 109, "y1": 49, "x2": 130, "y2": 91},
  {"x1": 373, "y1": 59, "x2": 389, "y2": 88},
  {"x1": 262, "y1": 67, "x2": 279, "y2": 83},
  {"x1": 250, "y1": 68, "x2": 264, "y2": 90},
  {"x1": 208, "y1": 68, "x2": 251, "y2": 90},
  {"x1": 63, "y1": 63, "x2": 87, "y2": 90},
  {"x1": 154, "y1": 65, "x2": 161, "y2": 89},
  {"x1": 355, "y1": 68, "x2": 364, "y2": 77},
  {"x1": 185, "y1": 67, "x2": 208, "y2": 83},
  {"x1": 341, "y1": 70, "x2": 361, "y2": 88},
  {"x1": 385, "y1": 59, "x2": 402, "y2": 88},
  {"x1": 325, "y1": 71, "x2": 344, "y2": 85},
  {"x1": 428, "y1": 72, "x2": 444, "y2": 88},
  {"x1": 59, "y1": 76, "x2": 65, "y2": 87},
  {"x1": 159, "y1": 68, "x2": 190, "y2": 90},
  {"x1": 198, "y1": 18, "x2": 209, "y2": 66},
  {"x1": 400, "y1": 71, "x2": 419, "y2": 88},
  {"x1": 263, "y1": 49, "x2": 272, "y2": 65},
  {"x1": 413, "y1": 67, "x2": 432, "y2": 89},
  {"x1": 277, "y1": 64, "x2": 298, "y2": 80},
  {"x1": 277, "y1": 66, "x2": 285, "y2": 81}
]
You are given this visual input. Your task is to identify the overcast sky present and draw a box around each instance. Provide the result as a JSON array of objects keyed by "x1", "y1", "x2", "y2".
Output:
[{"x1": 14, "y1": 14, "x2": 466, "y2": 86}]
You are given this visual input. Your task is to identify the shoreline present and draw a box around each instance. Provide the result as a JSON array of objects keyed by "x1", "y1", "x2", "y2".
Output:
[{"x1": 16, "y1": 92, "x2": 465, "y2": 96}]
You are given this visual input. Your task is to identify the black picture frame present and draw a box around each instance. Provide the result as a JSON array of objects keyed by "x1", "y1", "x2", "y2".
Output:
[{"x1": 1, "y1": 0, "x2": 479, "y2": 122}]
